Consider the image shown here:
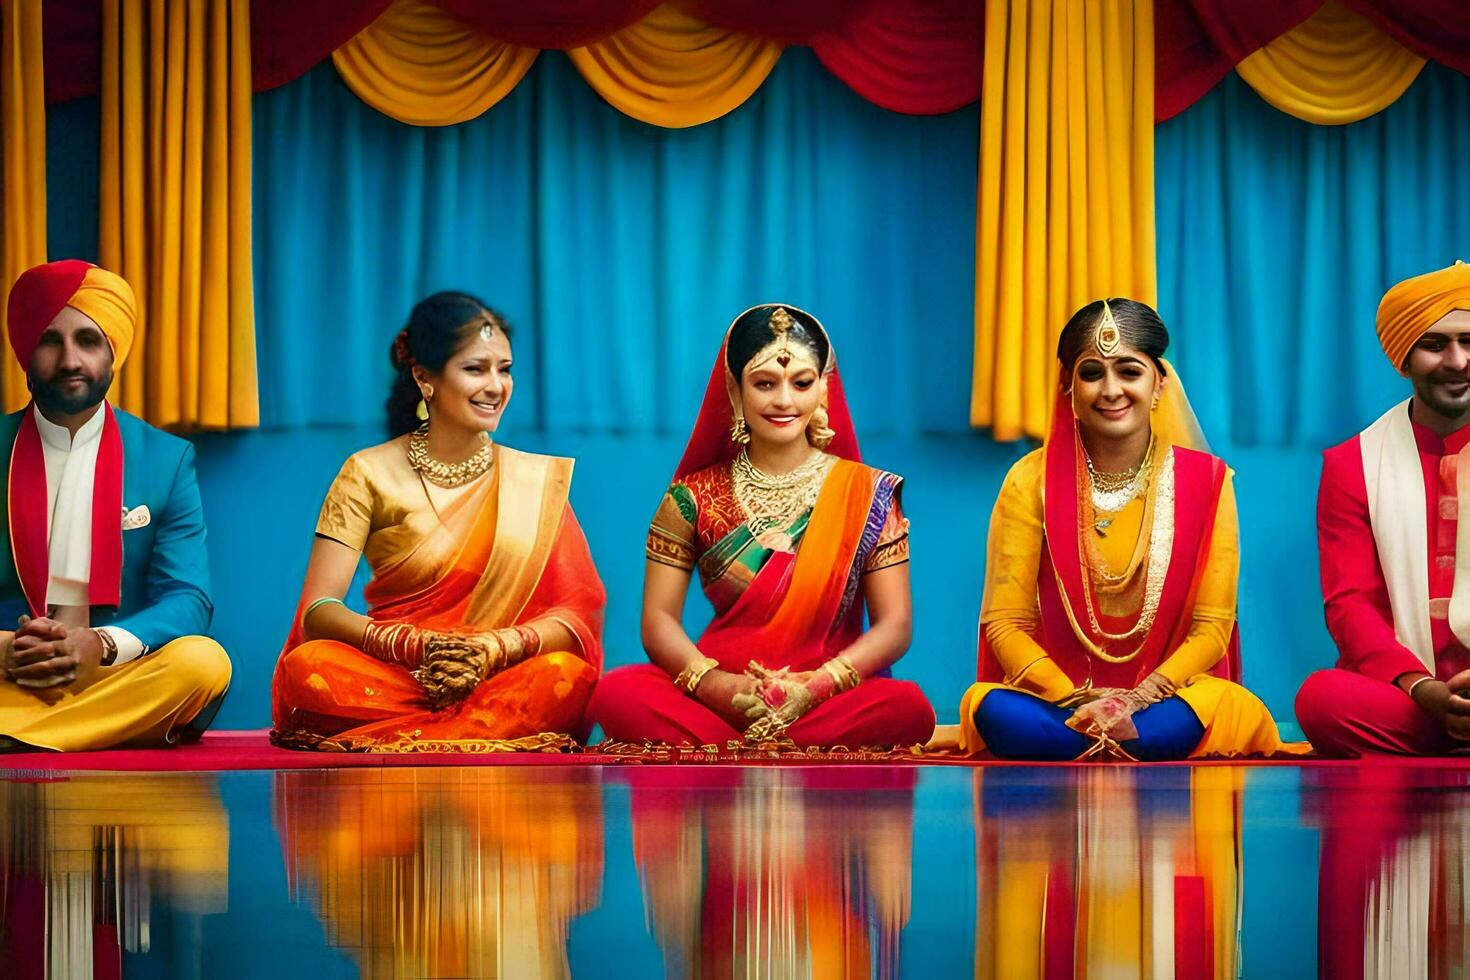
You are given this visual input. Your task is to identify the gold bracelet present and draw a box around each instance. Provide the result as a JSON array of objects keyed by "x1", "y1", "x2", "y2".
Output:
[
  {"x1": 820, "y1": 655, "x2": 861, "y2": 694},
  {"x1": 674, "y1": 657, "x2": 719, "y2": 695}
]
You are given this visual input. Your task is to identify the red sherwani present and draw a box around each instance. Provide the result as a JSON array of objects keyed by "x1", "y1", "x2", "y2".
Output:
[{"x1": 1298, "y1": 407, "x2": 1470, "y2": 755}]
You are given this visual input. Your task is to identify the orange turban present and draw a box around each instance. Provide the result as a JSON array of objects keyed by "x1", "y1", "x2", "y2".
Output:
[
  {"x1": 6, "y1": 259, "x2": 136, "y2": 371},
  {"x1": 1377, "y1": 260, "x2": 1470, "y2": 373}
]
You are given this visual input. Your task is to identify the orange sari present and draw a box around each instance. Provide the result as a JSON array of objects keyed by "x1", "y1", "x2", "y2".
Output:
[{"x1": 271, "y1": 444, "x2": 605, "y2": 751}]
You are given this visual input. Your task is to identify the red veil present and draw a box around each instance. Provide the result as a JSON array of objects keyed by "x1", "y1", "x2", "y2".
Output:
[{"x1": 674, "y1": 303, "x2": 861, "y2": 479}]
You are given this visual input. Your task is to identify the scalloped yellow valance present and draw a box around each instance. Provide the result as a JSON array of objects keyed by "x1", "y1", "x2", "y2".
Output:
[
  {"x1": 566, "y1": 3, "x2": 781, "y2": 129},
  {"x1": 1236, "y1": 1, "x2": 1426, "y2": 126},
  {"x1": 332, "y1": 0, "x2": 539, "y2": 127}
]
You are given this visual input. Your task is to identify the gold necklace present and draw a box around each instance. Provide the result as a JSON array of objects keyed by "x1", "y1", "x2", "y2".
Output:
[
  {"x1": 731, "y1": 448, "x2": 836, "y2": 534},
  {"x1": 407, "y1": 423, "x2": 494, "y2": 488},
  {"x1": 1072, "y1": 448, "x2": 1176, "y2": 662}
]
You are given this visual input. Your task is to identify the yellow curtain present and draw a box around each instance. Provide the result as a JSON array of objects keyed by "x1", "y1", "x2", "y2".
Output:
[
  {"x1": 333, "y1": 0, "x2": 538, "y2": 127},
  {"x1": 1236, "y1": 1, "x2": 1425, "y2": 126},
  {"x1": 567, "y1": 3, "x2": 782, "y2": 129},
  {"x1": 971, "y1": 0, "x2": 1155, "y2": 440},
  {"x1": 0, "y1": 0, "x2": 45, "y2": 412},
  {"x1": 99, "y1": 0, "x2": 257, "y2": 430}
]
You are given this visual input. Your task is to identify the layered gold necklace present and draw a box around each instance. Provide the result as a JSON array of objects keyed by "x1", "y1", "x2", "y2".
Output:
[
  {"x1": 1084, "y1": 437, "x2": 1152, "y2": 534},
  {"x1": 407, "y1": 423, "x2": 494, "y2": 488},
  {"x1": 731, "y1": 447, "x2": 836, "y2": 535}
]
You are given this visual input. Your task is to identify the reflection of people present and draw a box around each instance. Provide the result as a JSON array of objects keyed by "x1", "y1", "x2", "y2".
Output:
[
  {"x1": 938, "y1": 299, "x2": 1295, "y2": 760},
  {"x1": 1299, "y1": 262, "x2": 1470, "y2": 756},
  {"x1": 0, "y1": 773, "x2": 229, "y2": 977},
  {"x1": 272, "y1": 293, "x2": 605, "y2": 751},
  {"x1": 0, "y1": 260, "x2": 231, "y2": 751},
  {"x1": 624, "y1": 767, "x2": 915, "y2": 977},
  {"x1": 592, "y1": 304, "x2": 934, "y2": 748},
  {"x1": 275, "y1": 767, "x2": 603, "y2": 978},
  {"x1": 973, "y1": 766, "x2": 1243, "y2": 978},
  {"x1": 1305, "y1": 767, "x2": 1470, "y2": 979}
]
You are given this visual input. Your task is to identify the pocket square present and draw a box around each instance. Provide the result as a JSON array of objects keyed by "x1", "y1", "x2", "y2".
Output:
[{"x1": 121, "y1": 505, "x2": 151, "y2": 530}]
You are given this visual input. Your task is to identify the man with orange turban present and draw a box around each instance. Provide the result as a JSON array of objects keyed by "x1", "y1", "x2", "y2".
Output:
[
  {"x1": 1298, "y1": 260, "x2": 1470, "y2": 755},
  {"x1": 0, "y1": 260, "x2": 230, "y2": 751}
]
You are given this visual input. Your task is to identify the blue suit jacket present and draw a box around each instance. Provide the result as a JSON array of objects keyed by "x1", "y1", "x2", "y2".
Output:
[{"x1": 0, "y1": 407, "x2": 213, "y2": 650}]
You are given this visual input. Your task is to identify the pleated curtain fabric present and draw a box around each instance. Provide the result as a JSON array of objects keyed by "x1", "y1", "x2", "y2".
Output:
[
  {"x1": 1, "y1": 0, "x2": 46, "y2": 412},
  {"x1": 331, "y1": 0, "x2": 539, "y2": 127},
  {"x1": 971, "y1": 0, "x2": 1156, "y2": 440},
  {"x1": 1235, "y1": 1, "x2": 1425, "y2": 125},
  {"x1": 98, "y1": 0, "x2": 257, "y2": 429}
]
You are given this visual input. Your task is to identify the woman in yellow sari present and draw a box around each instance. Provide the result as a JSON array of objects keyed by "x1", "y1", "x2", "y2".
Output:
[
  {"x1": 934, "y1": 298, "x2": 1298, "y2": 760},
  {"x1": 271, "y1": 292, "x2": 604, "y2": 751}
]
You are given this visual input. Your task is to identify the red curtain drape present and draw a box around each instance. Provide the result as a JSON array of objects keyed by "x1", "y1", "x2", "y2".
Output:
[
  {"x1": 436, "y1": 0, "x2": 660, "y2": 50},
  {"x1": 1342, "y1": 0, "x2": 1470, "y2": 77},
  {"x1": 39, "y1": 0, "x2": 982, "y2": 116},
  {"x1": 811, "y1": 0, "x2": 983, "y2": 116},
  {"x1": 1153, "y1": 0, "x2": 1319, "y2": 121},
  {"x1": 38, "y1": 1, "x2": 1470, "y2": 118}
]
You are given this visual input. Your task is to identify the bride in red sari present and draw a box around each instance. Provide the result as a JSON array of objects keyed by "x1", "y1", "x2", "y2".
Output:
[
  {"x1": 590, "y1": 304, "x2": 935, "y2": 748},
  {"x1": 271, "y1": 293, "x2": 604, "y2": 751}
]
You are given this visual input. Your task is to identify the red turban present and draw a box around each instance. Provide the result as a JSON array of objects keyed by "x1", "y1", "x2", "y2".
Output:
[{"x1": 6, "y1": 259, "x2": 136, "y2": 371}]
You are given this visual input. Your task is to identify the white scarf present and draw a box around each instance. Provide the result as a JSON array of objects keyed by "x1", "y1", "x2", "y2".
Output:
[{"x1": 1360, "y1": 399, "x2": 1470, "y2": 671}]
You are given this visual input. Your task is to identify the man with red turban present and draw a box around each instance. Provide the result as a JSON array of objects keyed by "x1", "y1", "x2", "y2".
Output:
[
  {"x1": 0, "y1": 260, "x2": 230, "y2": 751},
  {"x1": 1298, "y1": 260, "x2": 1470, "y2": 755}
]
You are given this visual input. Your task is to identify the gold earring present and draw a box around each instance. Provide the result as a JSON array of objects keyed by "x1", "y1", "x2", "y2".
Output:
[
  {"x1": 807, "y1": 403, "x2": 834, "y2": 449},
  {"x1": 729, "y1": 415, "x2": 750, "y2": 445},
  {"x1": 416, "y1": 399, "x2": 429, "y2": 421}
]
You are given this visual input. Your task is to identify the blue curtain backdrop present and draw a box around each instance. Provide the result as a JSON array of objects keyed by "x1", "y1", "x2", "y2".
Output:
[
  {"x1": 43, "y1": 50, "x2": 1470, "y2": 758},
  {"x1": 235, "y1": 49, "x2": 1003, "y2": 731}
]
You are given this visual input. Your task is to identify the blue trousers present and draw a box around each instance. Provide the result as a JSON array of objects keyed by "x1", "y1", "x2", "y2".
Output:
[{"x1": 973, "y1": 689, "x2": 1205, "y2": 761}]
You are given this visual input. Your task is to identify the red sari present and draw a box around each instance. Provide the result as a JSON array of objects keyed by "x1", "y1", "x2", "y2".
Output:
[
  {"x1": 591, "y1": 311, "x2": 934, "y2": 748},
  {"x1": 271, "y1": 444, "x2": 605, "y2": 751}
]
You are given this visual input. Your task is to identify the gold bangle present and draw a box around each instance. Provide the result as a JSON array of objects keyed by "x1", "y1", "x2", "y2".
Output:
[
  {"x1": 674, "y1": 656, "x2": 719, "y2": 695},
  {"x1": 821, "y1": 655, "x2": 861, "y2": 693}
]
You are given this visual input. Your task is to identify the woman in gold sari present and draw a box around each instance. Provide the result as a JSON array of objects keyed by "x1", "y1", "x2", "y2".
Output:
[
  {"x1": 590, "y1": 303, "x2": 935, "y2": 748},
  {"x1": 934, "y1": 299, "x2": 1298, "y2": 760},
  {"x1": 271, "y1": 292, "x2": 604, "y2": 751}
]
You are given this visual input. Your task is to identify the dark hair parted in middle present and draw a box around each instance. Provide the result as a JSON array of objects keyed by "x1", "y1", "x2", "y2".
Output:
[
  {"x1": 725, "y1": 305, "x2": 830, "y2": 380},
  {"x1": 1056, "y1": 298, "x2": 1169, "y2": 376},
  {"x1": 385, "y1": 291, "x2": 511, "y2": 437}
]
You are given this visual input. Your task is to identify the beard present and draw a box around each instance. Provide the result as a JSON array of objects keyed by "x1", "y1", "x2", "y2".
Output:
[{"x1": 29, "y1": 369, "x2": 113, "y2": 416}]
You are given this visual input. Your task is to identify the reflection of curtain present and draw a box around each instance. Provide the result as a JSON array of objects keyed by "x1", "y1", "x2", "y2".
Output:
[
  {"x1": 1, "y1": 0, "x2": 46, "y2": 412},
  {"x1": 99, "y1": 0, "x2": 258, "y2": 429},
  {"x1": 1156, "y1": 64, "x2": 1470, "y2": 448},
  {"x1": 251, "y1": 51, "x2": 978, "y2": 434}
]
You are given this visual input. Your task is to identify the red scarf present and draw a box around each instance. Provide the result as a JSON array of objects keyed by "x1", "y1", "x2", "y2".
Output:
[{"x1": 9, "y1": 404, "x2": 125, "y2": 616}]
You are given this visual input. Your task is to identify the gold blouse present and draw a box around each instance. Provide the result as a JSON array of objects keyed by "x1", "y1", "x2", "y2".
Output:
[
  {"x1": 316, "y1": 437, "x2": 500, "y2": 594},
  {"x1": 980, "y1": 448, "x2": 1239, "y2": 701}
]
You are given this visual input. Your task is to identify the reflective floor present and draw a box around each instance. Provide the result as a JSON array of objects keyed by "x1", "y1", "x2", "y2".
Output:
[{"x1": 0, "y1": 762, "x2": 1466, "y2": 978}]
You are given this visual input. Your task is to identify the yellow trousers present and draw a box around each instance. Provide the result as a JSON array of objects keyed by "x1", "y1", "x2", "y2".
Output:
[{"x1": 0, "y1": 636, "x2": 231, "y2": 751}]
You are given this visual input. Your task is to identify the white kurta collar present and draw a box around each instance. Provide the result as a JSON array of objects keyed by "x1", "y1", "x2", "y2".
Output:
[{"x1": 33, "y1": 403, "x2": 105, "y2": 453}]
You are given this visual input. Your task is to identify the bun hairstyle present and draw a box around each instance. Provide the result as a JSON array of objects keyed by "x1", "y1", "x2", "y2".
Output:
[
  {"x1": 385, "y1": 291, "x2": 511, "y2": 437},
  {"x1": 725, "y1": 305, "x2": 830, "y2": 380},
  {"x1": 1056, "y1": 297, "x2": 1170, "y2": 376}
]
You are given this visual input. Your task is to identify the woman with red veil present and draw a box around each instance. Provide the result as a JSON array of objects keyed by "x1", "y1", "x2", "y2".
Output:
[
  {"x1": 931, "y1": 298, "x2": 1302, "y2": 760},
  {"x1": 590, "y1": 304, "x2": 935, "y2": 748}
]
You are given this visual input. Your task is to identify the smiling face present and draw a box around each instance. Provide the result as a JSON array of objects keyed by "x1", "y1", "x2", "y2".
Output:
[
  {"x1": 739, "y1": 353, "x2": 826, "y2": 450},
  {"x1": 28, "y1": 306, "x2": 115, "y2": 418},
  {"x1": 1405, "y1": 310, "x2": 1470, "y2": 425},
  {"x1": 414, "y1": 327, "x2": 513, "y2": 435},
  {"x1": 1070, "y1": 343, "x2": 1164, "y2": 446}
]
